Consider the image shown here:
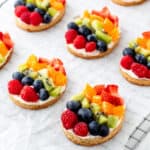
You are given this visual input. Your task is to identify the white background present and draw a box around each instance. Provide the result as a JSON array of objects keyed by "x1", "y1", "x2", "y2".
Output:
[{"x1": 0, "y1": 0, "x2": 150, "y2": 150}]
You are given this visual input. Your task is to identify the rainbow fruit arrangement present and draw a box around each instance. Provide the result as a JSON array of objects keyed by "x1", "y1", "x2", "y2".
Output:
[
  {"x1": 0, "y1": 32, "x2": 14, "y2": 65},
  {"x1": 120, "y1": 31, "x2": 150, "y2": 79},
  {"x1": 65, "y1": 7, "x2": 120, "y2": 53},
  {"x1": 8, "y1": 55, "x2": 67, "y2": 102},
  {"x1": 61, "y1": 84, "x2": 125, "y2": 137},
  {"x1": 14, "y1": 0, "x2": 66, "y2": 26}
]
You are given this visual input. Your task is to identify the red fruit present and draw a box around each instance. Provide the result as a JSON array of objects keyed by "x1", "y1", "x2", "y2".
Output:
[
  {"x1": 131, "y1": 63, "x2": 148, "y2": 78},
  {"x1": 8, "y1": 80, "x2": 23, "y2": 95},
  {"x1": 92, "y1": 7, "x2": 110, "y2": 18},
  {"x1": 113, "y1": 97, "x2": 124, "y2": 106},
  {"x1": 109, "y1": 14, "x2": 119, "y2": 26},
  {"x1": 0, "y1": 32, "x2": 3, "y2": 40},
  {"x1": 85, "y1": 42, "x2": 96, "y2": 52},
  {"x1": 58, "y1": 0, "x2": 66, "y2": 5},
  {"x1": 51, "y1": 58, "x2": 63, "y2": 66},
  {"x1": 2, "y1": 33, "x2": 14, "y2": 49},
  {"x1": 20, "y1": 11, "x2": 31, "y2": 24},
  {"x1": 20, "y1": 86, "x2": 39, "y2": 102},
  {"x1": 15, "y1": 6, "x2": 28, "y2": 17},
  {"x1": 38, "y1": 57, "x2": 50, "y2": 64},
  {"x1": 120, "y1": 55, "x2": 134, "y2": 70},
  {"x1": 94, "y1": 84, "x2": 105, "y2": 95},
  {"x1": 65, "y1": 29, "x2": 78, "y2": 44},
  {"x1": 105, "y1": 84, "x2": 118, "y2": 95},
  {"x1": 73, "y1": 122, "x2": 88, "y2": 137},
  {"x1": 142, "y1": 31, "x2": 150, "y2": 38},
  {"x1": 61, "y1": 109, "x2": 78, "y2": 129},
  {"x1": 30, "y1": 12, "x2": 42, "y2": 26},
  {"x1": 73, "y1": 35, "x2": 86, "y2": 49},
  {"x1": 146, "y1": 70, "x2": 150, "y2": 78}
]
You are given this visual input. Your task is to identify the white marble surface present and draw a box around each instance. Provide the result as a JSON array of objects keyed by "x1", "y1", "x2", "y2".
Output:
[{"x1": 0, "y1": 0, "x2": 150, "y2": 150}]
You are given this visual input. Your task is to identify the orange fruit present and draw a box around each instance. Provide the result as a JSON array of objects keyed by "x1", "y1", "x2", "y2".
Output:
[
  {"x1": 103, "y1": 18, "x2": 114, "y2": 33},
  {"x1": 90, "y1": 14, "x2": 104, "y2": 22},
  {"x1": 2, "y1": 33, "x2": 14, "y2": 49},
  {"x1": 83, "y1": 10, "x2": 90, "y2": 18},
  {"x1": 146, "y1": 39, "x2": 150, "y2": 50},
  {"x1": 94, "y1": 84, "x2": 105, "y2": 95},
  {"x1": 108, "y1": 27, "x2": 120, "y2": 41},
  {"x1": 102, "y1": 101, "x2": 114, "y2": 115},
  {"x1": 0, "y1": 41, "x2": 9, "y2": 57},
  {"x1": 136, "y1": 37, "x2": 147, "y2": 49},
  {"x1": 84, "y1": 84, "x2": 96, "y2": 101},
  {"x1": 113, "y1": 106, "x2": 125, "y2": 118},
  {"x1": 51, "y1": 1, "x2": 64, "y2": 10},
  {"x1": 92, "y1": 95, "x2": 102, "y2": 105}
]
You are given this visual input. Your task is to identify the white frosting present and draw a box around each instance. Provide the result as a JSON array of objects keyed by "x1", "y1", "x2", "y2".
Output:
[
  {"x1": 10, "y1": 86, "x2": 66, "y2": 105},
  {"x1": 67, "y1": 42, "x2": 115, "y2": 57},
  {"x1": 120, "y1": 66, "x2": 150, "y2": 80}
]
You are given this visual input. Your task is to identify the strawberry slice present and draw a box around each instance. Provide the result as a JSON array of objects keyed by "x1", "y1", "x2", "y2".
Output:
[
  {"x1": 109, "y1": 14, "x2": 119, "y2": 26},
  {"x1": 58, "y1": 0, "x2": 66, "y2": 5},
  {"x1": 142, "y1": 31, "x2": 150, "y2": 39},
  {"x1": 92, "y1": 7, "x2": 110, "y2": 18},
  {"x1": 51, "y1": 58, "x2": 63, "y2": 66},
  {"x1": 2, "y1": 33, "x2": 14, "y2": 49},
  {"x1": 94, "y1": 84, "x2": 105, "y2": 95},
  {"x1": 38, "y1": 57, "x2": 50, "y2": 64},
  {"x1": 105, "y1": 84, "x2": 118, "y2": 95}
]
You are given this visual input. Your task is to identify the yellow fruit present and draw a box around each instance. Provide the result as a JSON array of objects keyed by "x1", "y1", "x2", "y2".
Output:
[
  {"x1": 51, "y1": 1, "x2": 64, "y2": 10},
  {"x1": 113, "y1": 106, "x2": 125, "y2": 118},
  {"x1": 136, "y1": 37, "x2": 147, "y2": 49},
  {"x1": 146, "y1": 39, "x2": 150, "y2": 50},
  {"x1": 102, "y1": 102, "x2": 114, "y2": 115},
  {"x1": 83, "y1": 10, "x2": 90, "y2": 18},
  {"x1": 26, "y1": 54, "x2": 38, "y2": 70},
  {"x1": 90, "y1": 14, "x2": 104, "y2": 23},
  {"x1": 92, "y1": 95, "x2": 102, "y2": 105},
  {"x1": 0, "y1": 41, "x2": 8, "y2": 57}
]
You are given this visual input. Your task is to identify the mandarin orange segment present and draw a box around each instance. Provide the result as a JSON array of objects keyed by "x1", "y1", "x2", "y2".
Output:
[
  {"x1": 113, "y1": 106, "x2": 125, "y2": 118},
  {"x1": 103, "y1": 18, "x2": 114, "y2": 33},
  {"x1": 0, "y1": 41, "x2": 9, "y2": 57},
  {"x1": 51, "y1": 1, "x2": 64, "y2": 10},
  {"x1": 102, "y1": 102, "x2": 114, "y2": 115},
  {"x1": 108, "y1": 27, "x2": 120, "y2": 41},
  {"x1": 92, "y1": 95, "x2": 102, "y2": 105},
  {"x1": 84, "y1": 84, "x2": 96, "y2": 101},
  {"x1": 136, "y1": 37, "x2": 147, "y2": 49}
]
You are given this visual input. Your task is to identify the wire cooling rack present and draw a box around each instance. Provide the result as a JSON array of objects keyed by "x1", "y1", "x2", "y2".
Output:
[{"x1": 124, "y1": 113, "x2": 150, "y2": 150}]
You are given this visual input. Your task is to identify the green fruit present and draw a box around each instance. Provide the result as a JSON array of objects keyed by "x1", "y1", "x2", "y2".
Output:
[
  {"x1": 38, "y1": 69, "x2": 48, "y2": 78},
  {"x1": 0, "y1": 55, "x2": 5, "y2": 63},
  {"x1": 18, "y1": 64, "x2": 28, "y2": 72},
  {"x1": 42, "y1": 78, "x2": 53, "y2": 92},
  {"x1": 48, "y1": 7, "x2": 58, "y2": 17},
  {"x1": 128, "y1": 40, "x2": 137, "y2": 49},
  {"x1": 81, "y1": 98, "x2": 90, "y2": 108},
  {"x1": 50, "y1": 87, "x2": 61, "y2": 97},
  {"x1": 135, "y1": 46, "x2": 141, "y2": 53},
  {"x1": 96, "y1": 30, "x2": 112, "y2": 44},
  {"x1": 139, "y1": 47, "x2": 150, "y2": 57},
  {"x1": 36, "y1": 0, "x2": 49, "y2": 10},
  {"x1": 82, "y1": 18, "x2": 91, "y2": 29},
  {"x1": 71, "y1": 92, "x2": 85, "y2": 101},
  {"x1": 90, "y1": 103, "x2": 101, "y2": 114},
  {"x1": 91, "y1": 20, "x2": 103, "y2": 31},
  {"x1": 28, "y1": 71, "x2": 38, "y2": 79},
  {"x1": 147, "y1": 56, "x2": 150, "y2": 62},
  {"x1": 107, "y1": 115, "x2": 119, "y2": 128},
  {"x1": 74, "y1": 18, "x2": 83, "y2": 25},
  {"x1": 26, "y1": 0, "x2": 36, "y2": 4},
  {"x1": 98, "y1": 115, "x2": 108, "y2": 124}
]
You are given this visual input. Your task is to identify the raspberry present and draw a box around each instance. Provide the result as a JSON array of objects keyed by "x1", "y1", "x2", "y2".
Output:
[
  {"x1": 61, "y1": 109, "x2": 78, "y2": 129},
  {"x1": 65, "y1": 29, "x2": 78, "y2": 44},
  {"x1": 73, "y1": 122, "x2": 88, "y2": 137},
  {"x1": 15, "y1": 6, "x2": 28, "y2": 17},
  {"x1": 20, "y1": 86, "x2": 39, "y2": 102},
  {"x1": 120, "y1": 55, "x2": 134, "y2": 70},
  {"x1": 146, "y1": 70, "x2": 150, "y2": 79},
  {"x1": 30, "y1": 12, "x2": 42, "y2": 26},
  {"x1": 20, "y1": 11, "x2": 31, "y2": 24},
  {"x1": 8, "y1": 79, "x2": 23, "y2": 95},
  {"x1": 73, "y1": 35, "x2": 86, "y2": 49},
  {"x1": 131, "y1": 63, "x2": 148, "y2": 78},
  {"x1": 85, "y1": 41, "x2": 96, "y2": 52}
]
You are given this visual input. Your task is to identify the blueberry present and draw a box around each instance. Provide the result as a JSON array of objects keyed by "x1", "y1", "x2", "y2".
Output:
[
  {"x1": 66, "y1": 101, "x2": 81, "y2": 112},
  {"x1": 99, "y1": 124, "x2": 109, "y2": 137},
  {"x1": 123, "y1": 48, "x2": 135, "y2": 57},
  {"x1": 14, "y1": 0, "x2": 25, "y2": 7},
  {"x1": 87, "y1": 34, "x2": 97, "y2": 42},
  {"x1": 147, "y1": 62, "x2": 150, "y2": 69},
  {"x1": 34, "y1": 8, "x2": 45, "y2": 16},
  {"x1": 135, "y1": 54, "x2": 147, "y2": 65},
  {"x1": 21, "y1": 76, "x2": 34, "y2": 85},
  {"x1": 88, "y1": 121, "x2": 100, "y2": 136},
  {"x1": 33, "y1": 80, "x2": 44, "y2": 92},
  {"x1": 39, "y1": 88, "x2": 49, "y2": 100},
  {"x1": 67, "y1": 22, "x2": 78, "y2": 30},
  {"x1": 78, "y1": 26, "x2": 92, "y2": 37},
  {"x1": 96, "y1": 40, "x2": 107, "y2": 52},
  {"x1": 26, "y1": 3, "x2": 36, "y2": 11},
  {"x1": 43, "y1": 13, "x2": 52, "y2": 23},
  {"x1": 77, "y1": 108, "x2": 93, "y2": 123},
  {"x1": 12, "y1": 72, "x2": 25, "y2": 81}
]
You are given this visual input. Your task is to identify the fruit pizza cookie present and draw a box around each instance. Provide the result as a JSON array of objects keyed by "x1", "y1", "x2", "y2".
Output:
[
  {"x1": 14, "y1": 0, "x2": 66, "y2": 32},
  {"x1": 120, "y1": 31, "x2": 150, "y2": 86},
  {"x1": 61, "y1": 84, "x2": 125, "y2": 146},
  {"x1": 112, "y1": 0, "x2": 145, "y2": 6},
  {"x1": 0, "y1": 32, "x2": 14, "y2": 69},
  {"x1": 65, "y1": 7, "x2": 120, "y2": 59},
  {"x1": 8, "y1": 55, "x2": 67, "y2": 110}
]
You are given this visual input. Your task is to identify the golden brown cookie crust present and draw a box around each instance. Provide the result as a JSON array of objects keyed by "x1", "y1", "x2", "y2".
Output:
[
  {"x1": 120, "y1": 69, "x2": 150, "y2": 86},
  {"x1": 15, "y1": 8, "x2": 65, "y2": 32},
  {"x1": 9, "y1": 90, "x2": 65, "y2": 110},
  {"x1": 63, "y1": 116, "x2": 124, "y2": 146},
  {"x1": 0, "y1": 49, "x2": 13, "y2": 69},
  {"x1": 67, "y1": 40, "x2": 119, "y2": 59},
  {"x1": 112, "y1": 0, "x2": 145, "y2": 6}
]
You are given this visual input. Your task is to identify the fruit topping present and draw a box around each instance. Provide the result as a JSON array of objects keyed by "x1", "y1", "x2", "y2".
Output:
[
  {"x1": 20, "y1": 11, "x2": 31, "y2": 24},
  {"x1": 88, "y1": 121, "x2": 100, "y2": 136},
  {"x1": 66, "y1": 101, "x2": 81, "y2": 112},
  {"x1": 99, "y1": 124, "x2": 109, "y2": 137},
  {"x1": 14, "y1": 0, "x2": 25, "y2": 7},
  {"x1": 67, "y1": 22, "x2": 79, "y2": 31},
  {"x1": 85, "y1": 42, "x2": 96, "y2": 52},
  {"x1": 15, "y1": 5, "x2": 28, "y2": 17},
  {"x1": 65, "y1": 29, "x2": 78, "y2": 44},
  {"x1": 39, "y1": 88, "x2": 49, "y2": 100},
  {"x1": 21, "y1": 76, "x2": 34, "y2": 85},
  {"x1": 12, "y1": 72, "x2": 25, "y2": 81},
  {"x1": 33, "y1": 79, "x2": 44, "y2": 92},
  {"x1": 73, "y1": 35, "x2": 86, "y2": 49},
  {"x1": 96, "y1": 40, "x2": 107, "y2": 52},
  {"x1": 30, "y1": 12, "x2": 43, "y2": 26},
  {"x1": 61, "y1": 109, "x2": 78, "y2": 129},
  {"x1": 123, "y1": 48, "x2": 135, "y2": 57}
]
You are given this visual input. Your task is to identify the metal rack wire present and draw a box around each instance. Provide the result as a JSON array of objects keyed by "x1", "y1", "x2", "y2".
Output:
[{"x1": 124, "y1": 113, "x2": 150, "y2": 150}]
